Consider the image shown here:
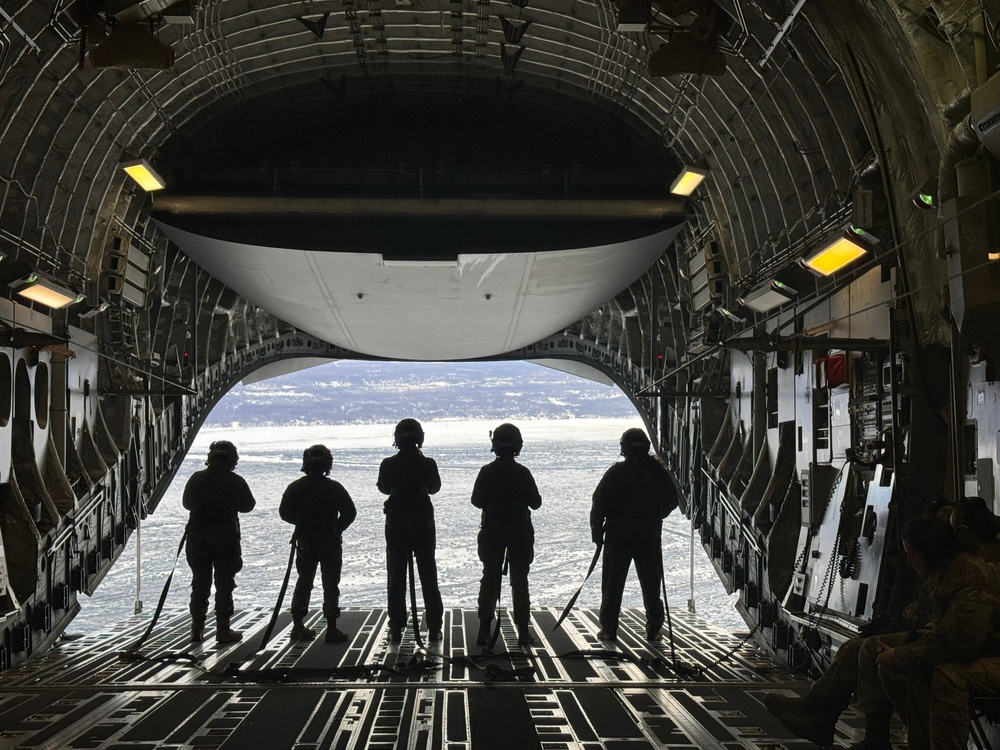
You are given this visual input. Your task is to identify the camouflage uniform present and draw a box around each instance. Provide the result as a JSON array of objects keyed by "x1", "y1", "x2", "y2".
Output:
[
  {"x1": 909, "y1": 658, "x2": 1000, "y2": 750},
  {"x1": 772, "y1": 572, "x2": 935, "y2": 710},
  {"x1": 878, "y1": 553, "x2": 1000, "y2": 750}
]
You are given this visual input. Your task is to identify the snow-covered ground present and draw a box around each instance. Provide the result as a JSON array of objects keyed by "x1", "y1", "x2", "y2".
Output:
[{"x1": 75, "y1": 417, "x2": 743, "y2": 634}]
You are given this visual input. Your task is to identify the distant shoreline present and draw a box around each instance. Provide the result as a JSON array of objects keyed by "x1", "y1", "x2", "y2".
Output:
[
  {"x1": 204, "y1": 360, "x2": 637, "y2": 427},
  {"x1": 193, "y1": 417, "x2": 647, "y2": 453}
]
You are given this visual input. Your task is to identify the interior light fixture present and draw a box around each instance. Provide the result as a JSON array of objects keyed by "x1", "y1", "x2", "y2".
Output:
[
  {"x1": 912, "y1": 177, "x2": 937, "y2": 210},
  {"x1": 615, "y1": 0, "x2": 650, "y2": 32},
  {"x1": 670, "y1": 166, "x2": 708, "y2": 196},
  {"x1": 89, "y1": 24, "x2": 176, "y2": 70},
  {"x1": 649, "y1": 35, "x2": 726, "y2": 77},
  {"x1": 163, "y1": 0, "x2": 196, "y2": 24},
  {"x1": 739, "y1": 279, "x2": 797, "y2": 313},
  {"x1": 79, "y1": 300, "x2": 111, "y2": 319},
  {"x1": 801, "y1": 227, "x2": 873, "y2": 277},
  {"x1": 121, "y1": 158, "x2": 166, "y2": 192},
  {"x1": 8, "y1": 272, "x2": 83, "y2": 309},
  {"x1": 719, "y1": 306, "x2": 746, "y2": 323}
]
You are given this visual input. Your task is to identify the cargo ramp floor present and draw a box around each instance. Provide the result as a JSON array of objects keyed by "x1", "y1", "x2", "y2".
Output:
[{"x1": 0, "y1": 607, "x2": 883, "y2": 749}]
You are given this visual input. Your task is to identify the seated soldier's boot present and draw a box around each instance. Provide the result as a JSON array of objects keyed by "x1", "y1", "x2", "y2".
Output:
[
  {"x1": 775, "y1": 708, "x2": 840, "y2": 749},
  {"x1": 215, "y1": 615, "x2": 243, "y2": 644},
  {"x1": 190, "y1": 615, "x2": 206, "y2": 643},
  {"x1": 847, "y1": 713, "x2": 892, "y2": 750},
  {"x1": 848, "y1": 739, "x2": 893, "y2": 750},
  {"x1": 763, "y1": 691, "x2": 825, "y2": 718},
  {"x1": 476, "y1": 619, "x2": 492, "y2": 646},
  {"x1": 324, "y1": 621, "x2": 349, "y2": 643},
  {"x1": 290, "y1": 616, "x2": 317, "y2": 641}
]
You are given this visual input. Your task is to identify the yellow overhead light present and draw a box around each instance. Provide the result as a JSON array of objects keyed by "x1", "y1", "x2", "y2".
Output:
[
  {"x1": 801, "y1": 230, "x2": 870, "y2": 276},
  {"x1": 121, "y1": 158, "x2": 166, "y2": 192},
  {"x1": 670, "y1": 166, "x2": 708, "y2": 197},
  {"x1": 9, "y1": 273, "x2": 83, "y2": 309}
]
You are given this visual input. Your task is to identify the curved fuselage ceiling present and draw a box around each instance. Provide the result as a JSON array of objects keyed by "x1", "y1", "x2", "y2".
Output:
[{"x1": 155, "y1": 217, "x2": 683, "y2": 360}]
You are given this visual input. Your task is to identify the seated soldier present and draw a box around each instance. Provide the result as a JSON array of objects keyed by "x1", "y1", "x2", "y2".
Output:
[
  {"x1": 764, "y1": 512, "x2": 1000, "y2": 750},
  {"x1": 951, "y1": 495, "x2": 1000, "y2": 562},
  {"x1": 872, "y1": 514, "x2": 1000, "y2": 750},
  {"x1": 894, "y1": 496, "x2": 1000, "y2": 750}
]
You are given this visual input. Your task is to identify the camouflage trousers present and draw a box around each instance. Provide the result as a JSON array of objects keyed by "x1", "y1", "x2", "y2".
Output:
[
  {"x1": 901, "y1": 658, "x2": 1000, "y2": 750},
  {"x1": 805, "y1": 634, "x2": 896, "y2": 718}
]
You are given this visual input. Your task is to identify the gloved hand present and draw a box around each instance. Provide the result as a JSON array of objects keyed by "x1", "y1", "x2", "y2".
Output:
[{"x1": 591, "y1": 528, "x2": 603, "y2": 545}]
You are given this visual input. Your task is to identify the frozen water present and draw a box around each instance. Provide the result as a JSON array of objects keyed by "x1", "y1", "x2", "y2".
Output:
[{"x1": 74, "y1": 417, "x2": 743, "y2": 634}]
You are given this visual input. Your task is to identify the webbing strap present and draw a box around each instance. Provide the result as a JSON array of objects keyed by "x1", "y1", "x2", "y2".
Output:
[
  {"x1": 124, "y1": 530, "x2": 187, "y2": 654},
  {"x1": 407, "y1": 552, "x2": 426, "y2": 649},
  {"x1": 486, "y1": 548, "x2": 508, "y2": 651},
  {"x1": 257, "y1": 532, "x2": 297, "y2": 652},
  {"x1": 552, "y1": 541, "x2": 602, "y2": 631}
]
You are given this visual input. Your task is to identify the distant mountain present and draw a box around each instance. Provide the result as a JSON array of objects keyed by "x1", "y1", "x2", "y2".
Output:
[{"x1": 205, "y1": 360, "x2": 636, "y2": 426}]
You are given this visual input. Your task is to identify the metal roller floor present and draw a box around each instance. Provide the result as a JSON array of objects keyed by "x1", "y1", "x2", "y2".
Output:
[{"x1": 0, "y1": 607, "x2": 879, "y2": 749}]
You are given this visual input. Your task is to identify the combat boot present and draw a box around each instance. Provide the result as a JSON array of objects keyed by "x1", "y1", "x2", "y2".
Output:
[
  {"x1": 190, "y1": 614, "x2": 206, "y2": 643},
  {"x1": 775, "y1": 707, "x2": 840, "y2": 749},
  {"x1": 290, "y1": 615, "x2": 317, "y2": 641},
  {"x1": 763, "y1": 691, "x2": 825, "y2": 718},
  {"x1": 847, "y1": 713, "x2": 891, "y2": 750},
  {"x1": 324, "y1": 621, "x2": 349, "y2": 643},
  {"x1": 215, "y1": 615, "x2": 243, "y2": 644}
]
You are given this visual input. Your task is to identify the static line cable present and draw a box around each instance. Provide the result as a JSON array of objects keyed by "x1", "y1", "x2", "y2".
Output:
[
  {"x1": 0, "y1": 313, "x2": 196, "y2": 394},
  {"x1": 640, "y1": 187, "x2": 1000, "y2": 394},
  {"x1": 688, "y1": 512, "x2": 696, "y2": 614},
  {"x1": 134, "y1": 492, "x2": 143, "y2": 615}
]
